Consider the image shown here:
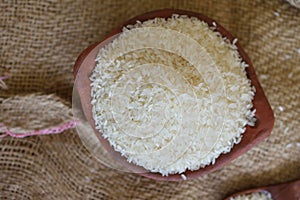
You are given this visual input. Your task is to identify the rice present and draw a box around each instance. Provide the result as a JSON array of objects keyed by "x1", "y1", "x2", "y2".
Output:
[
  {"x1": 90, "y1": 15, "x2": 255, "y2": 175},
  {"x1": 232, "y1": 38, "x2": 238, "y2": 45},
  {"x1": 230, "y1": 191, "x2": 273, "y2": 200},
  {"x1": 181, "y1": 174, "x2": 187, "y2": 180}
]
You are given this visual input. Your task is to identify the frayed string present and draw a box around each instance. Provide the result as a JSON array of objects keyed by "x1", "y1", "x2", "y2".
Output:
[
  {"x1": 0, "y1": 120, "x2": 80, "y2": 138},
  {"x1": 0, "y1": 76, "x2": 9, "y2": 90}
]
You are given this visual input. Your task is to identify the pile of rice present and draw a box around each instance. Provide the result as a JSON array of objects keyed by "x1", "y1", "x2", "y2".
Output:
[
  {"x1": 90, "y1": 15, "x2": 255, "y2": 176},
  {"x1": 230, "y1": 191, "x2": 273, "y2": 200}
]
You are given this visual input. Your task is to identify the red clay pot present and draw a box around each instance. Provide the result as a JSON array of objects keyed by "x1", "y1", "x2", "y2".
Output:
[{"x1": 73, "y1": 9, "x2": 274, "y2": 181}]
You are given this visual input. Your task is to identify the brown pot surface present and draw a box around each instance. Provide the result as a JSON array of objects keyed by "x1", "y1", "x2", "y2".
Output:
[{"x1": 73, "y1": 9, "x2": 274, "y2": 181}]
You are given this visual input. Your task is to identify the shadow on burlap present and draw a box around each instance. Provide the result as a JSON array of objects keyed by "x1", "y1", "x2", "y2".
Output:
[{"x1": 0, "y1": 0, "x2": 299, "y2": 199}]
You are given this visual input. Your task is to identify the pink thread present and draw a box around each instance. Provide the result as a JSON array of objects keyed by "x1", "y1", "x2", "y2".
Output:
[
  {"x1": 0, "y1": 75, "x2": 79, "y2": 138},
  {"x1": 0, "y1": 76, "x2": 8, "y2": 81},
  {"x1": 0, "y1": 120, "x2": 80, "y2": 138}
]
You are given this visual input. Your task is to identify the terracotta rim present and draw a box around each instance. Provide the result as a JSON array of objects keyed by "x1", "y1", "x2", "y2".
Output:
[{"x1": 73, "y1": 9, "x2": 274, "y2": 181}]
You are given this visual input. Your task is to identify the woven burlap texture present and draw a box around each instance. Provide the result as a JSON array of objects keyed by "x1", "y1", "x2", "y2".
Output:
[{"x1": 0, "y1": 0, "x2": 299, "y2": 199}]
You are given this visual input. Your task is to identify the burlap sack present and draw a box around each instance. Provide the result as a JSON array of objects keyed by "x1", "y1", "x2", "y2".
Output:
[{"x1": 0, "y1": 0, "x2": 299, "y2": 199}]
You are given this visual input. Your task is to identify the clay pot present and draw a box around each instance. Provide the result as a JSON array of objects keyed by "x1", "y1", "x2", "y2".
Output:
[
  {"x1": 224, "y1": 179, "x2": 300, "y2": 200},
  {"x1": 73, "y1": 9, "x2": 274, "y2": 181}
]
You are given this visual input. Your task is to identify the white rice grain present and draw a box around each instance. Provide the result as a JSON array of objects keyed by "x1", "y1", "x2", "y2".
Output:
[
  {"x1": 181, "y1": 174, "x2": 187, "y2": 180},
  {"x1": 233, "y1": 38, "x2": 238, "y2": 45},
  {"x1": 278, "y1": 106, "x2": 284, "y2": 112},
  {"x1": 274, "y1": 12, "x2": 280, "y2": 17}
]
